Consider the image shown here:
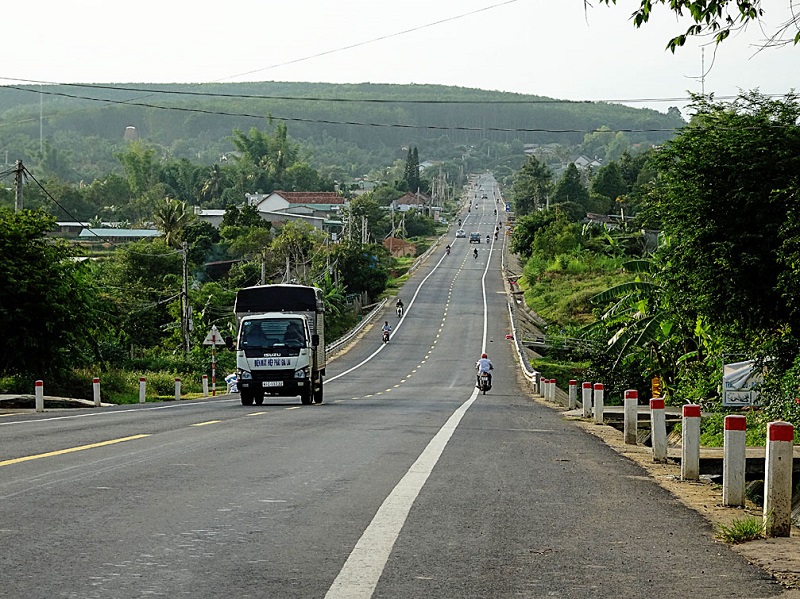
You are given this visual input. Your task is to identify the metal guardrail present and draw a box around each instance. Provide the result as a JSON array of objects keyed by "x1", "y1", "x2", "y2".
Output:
[{"x1": 326, "y1": 298, "x2": 388, "y2": 355}]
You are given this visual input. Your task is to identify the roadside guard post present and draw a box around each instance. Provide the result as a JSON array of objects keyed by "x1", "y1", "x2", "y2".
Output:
[
  {"x1": 722, "y1": 415, "x2": 747, "y2": 507},
  {"x1": 624, "y1": 389, "x2": 638, "y2": 445},
  {"x1": 568, "y1": 380, "x2": 577, "y2": 410},
  {"x1": 202, "y1": 374, "x2": 209, "y2": 397},
  {"x1": 764, "y1": 421, "x2": 794, "y2": 537},
  {"x1": 593, "y1": 383, "x2": 604, "y2": 424},
  {"x1": 650, "y1": 398, "x2": 667, "y2": 462},
  {"x1": 582, "y1": 382, "x2": 592, "y2": 418},
  {"x1": 139, "y1": 377, "x2": 146, "y2": 404},
  {"x1": 35, "y1": 379, "x2": 44, "y2": 413},
  {"x1": 549, "y1": 378, "x2": 556, "y2": 403},
  {"x1": 93, "y1": 377, "x2": 101, "y2": 407},
  {"x1": 681, "y1": 404, "x2": 701, "y2": 481},
  {"x1": 174, "y1": 378, "x2": 181, "y2": 402}
]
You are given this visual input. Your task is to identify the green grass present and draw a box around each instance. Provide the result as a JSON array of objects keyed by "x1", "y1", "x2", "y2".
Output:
[{"x1": 715, "y1": 516, "x2": 764, "y2": 544}]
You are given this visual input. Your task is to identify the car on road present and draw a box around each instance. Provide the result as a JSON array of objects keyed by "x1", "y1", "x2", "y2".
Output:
[
  {"x1": 456, "y1": 229, "x2": 466, "y2": 238},
  {"x1": 469, "y1": 232, "x2": 481, "y2": 243}
]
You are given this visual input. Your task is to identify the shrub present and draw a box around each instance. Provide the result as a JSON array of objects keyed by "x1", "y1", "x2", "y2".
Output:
[{"x1": 715, "y1": 516, "x2": 764, "y2": 544}]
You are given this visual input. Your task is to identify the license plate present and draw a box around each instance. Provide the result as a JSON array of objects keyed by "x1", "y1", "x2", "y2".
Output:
[{"x1": 262, "y1": 381, "x2": 283, "y2": 388}]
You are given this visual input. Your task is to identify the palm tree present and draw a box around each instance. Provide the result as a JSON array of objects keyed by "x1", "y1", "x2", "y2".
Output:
[{"x1": 153, "y1": 198, "x2": 194, "y2": 248}]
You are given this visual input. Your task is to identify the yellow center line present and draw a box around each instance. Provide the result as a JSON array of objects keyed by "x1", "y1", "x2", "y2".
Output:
[
  {"x1": 0, "y1": 414, "x2": 14, "y2": 417},
  {"x1": 192, "y1": 420, "x2": 221, "y2": 426},
  {"x1": 286, "y1": 406, "x2": 302, "y2": 410},
  {"x1": 248, "y1": 412, "x2": 267, "y2": 416},
  {"x1": 0, "y1": 434, "x2": 150, "y2": 467}
]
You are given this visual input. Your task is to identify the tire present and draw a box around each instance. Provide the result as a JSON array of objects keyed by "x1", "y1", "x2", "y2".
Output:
[
  {"x1": 240, "y1": 392, "x2": 254, "y2": 406},
  {"x1": 254, "y1": 394, "x2": 264, "y2": 406},
  {"x1": 313, "y1": 376, "x2": 324, "y2": 404},
  {"x1": 300, "y1": 386, "x2": 312, "y2": 405}
]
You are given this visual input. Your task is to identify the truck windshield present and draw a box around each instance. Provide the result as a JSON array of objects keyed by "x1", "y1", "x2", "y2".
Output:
[{"x1": 239, "y1": 318, "x2": 305, "y2": 350}]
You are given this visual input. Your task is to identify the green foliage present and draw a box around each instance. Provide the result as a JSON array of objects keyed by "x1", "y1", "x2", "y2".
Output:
[
  {"x1": 552, "y1": 163, "x2": 590, "y2": 209},
  {"x1": 511, "y1": 155, "x2": 552, "y2": 215},
  {"x1": 0, "y1": 208, "x2": 100, "y2": 377},
  {"x1": 331, "y1": 241, "x2": 390, "y2": 301},
  {"x1": 699, "y1": 411, "x2": 770, "y2": 448},
  {"x1": 715, "y1": 516, "x2": 764, "y2": 544}
]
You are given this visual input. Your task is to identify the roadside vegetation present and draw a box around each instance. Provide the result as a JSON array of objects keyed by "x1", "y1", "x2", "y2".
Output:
[{"x1": 509, "y1": 91, "x2": 800, "y2": 442}]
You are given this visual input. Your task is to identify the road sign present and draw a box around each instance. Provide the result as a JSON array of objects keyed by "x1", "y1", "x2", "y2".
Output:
[{"x1": 203, "y1": 325, "x2": 226, "y2": 346}]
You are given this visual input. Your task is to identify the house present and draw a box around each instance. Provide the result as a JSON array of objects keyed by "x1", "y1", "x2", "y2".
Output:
[
  {"x1": 391, "y1": 191, "x2": 432, "y2": 213},
  {"x1": 574, "y1": 155, "x2": 602, "y2": 170},
  {"x1": 77, "y1": 228, "x2": 162, "y2": 243},
  {"x1": 247, "y1": 191, "x2": 346, "y2": 232}
]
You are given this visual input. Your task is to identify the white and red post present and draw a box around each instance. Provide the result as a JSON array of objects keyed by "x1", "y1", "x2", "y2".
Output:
[
  {"x1": 582, "y1": 382, "x2": 592, "y2": 418},
  {"x1": 174, "y1": 378, "x2": 181, "y2": 402},
  {"x1": 93, "y1": 377, "x2": 101, "y2": 407},
  {"x1": 764, "y1": 421, "x2": 795, "y2": 537},
  {"x1": 568, "y1": 380, "x2": 577, "y2": 411},
  {"x1": 202, "y1": 374, "x2": 209, "y2": 397},
  {"x1": 722, "y1": 415, "x2": 746, "y2": 507},
  {"x1": 623, "y1": 389, "x2": 638, "y2": 445},
  {"x1": 593, "y1": 383, "x2": 604, "y2": 424},
  {"x1": 35, "y1": 379, "x2": 44, "y2": 413},
  {"x1": 650, "y1": 398, "x2": 667, "y2": 462},
  {"x1": 139, "y1": 377, "x2": 146, "y2": 404},
  {"x1": 681, "y1": 404, "x2": 701, "y2": 481}
]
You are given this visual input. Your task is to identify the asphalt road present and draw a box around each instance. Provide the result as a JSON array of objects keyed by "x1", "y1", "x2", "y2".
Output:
[{"x1": 0, "y1": 175, "x2": 787, "y2": 598}]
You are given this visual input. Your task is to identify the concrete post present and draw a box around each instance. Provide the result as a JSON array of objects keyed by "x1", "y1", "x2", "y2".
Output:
[
  {"x1": 764, "y1": 421, "x2": 794, "y2": 537},
  {"x1": 93, "y1": 377, "x2": 101, "y2": 407},
  {"x1": 582, "y1": 382, "x2": 592, "y2": 418},
  {"x1": 139, "y1": 377, "x2": 146, "y2": 404},
  {"x1": 568, "y1": 380, "x2": 577, "y2": 410},
  {"x1": 650, "y1": 398, "x2": 667, "y2": 463},
  {"x1": 623, "y1": 389, "x2": 638, "y2": 445},
  {"x1": 35, "y1": 379, "x2": 44, "y2": 413},
  {"x1": 593, "y1": 383, "x2": 604, "y2": 424},
  {"x1": 550, "y1": 378, "x2": 556, "y2": 402},
  {"x1": 202, "y1": 374, "x2": 209, "y2": 397},
  {"x1": 722, "y1": 415, "x2": 747, "y2": 507},
  {"x1": 681, "y1": 404, "x2": 701, "y2": 481},
  {"x1": 174, "y1": 378, "x2": 181, "y2": 402}
]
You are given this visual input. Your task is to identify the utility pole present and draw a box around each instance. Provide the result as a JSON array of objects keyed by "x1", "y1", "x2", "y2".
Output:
[
  {"x1": 181, "y1": 241, "x2": 190, "y2": 353},
  {"x1": 14, "y1": 160, "x2": 23, "y2": 212}
]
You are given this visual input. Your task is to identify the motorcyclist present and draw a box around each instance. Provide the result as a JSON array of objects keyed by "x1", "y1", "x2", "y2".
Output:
[
  {"x1": 458, "y1": 219, "x2": 462, "y2": 227},
  {"x1": 445, "y1": 244, "x2": 451, "y2": 255},
  {"x1": 475, "y1": 353, "x2": 493, "y2": 388},
  {"x1": 395, "y1": 298, "x2": 404, "y2": 316},
  {"x1": 486, "y1": 235, "x2": 490, "y2": 244},
  {"x1": 382, "y1": 320, "x2": 392, "y2": 341},
  {"x1": 473, "y1": 248, "x2": 478, "y2": 259}
]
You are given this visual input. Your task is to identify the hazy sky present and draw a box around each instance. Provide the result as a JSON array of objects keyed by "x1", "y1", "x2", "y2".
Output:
[{"x1": 3, "y1": 0, "x2": 796, "y2": 116}]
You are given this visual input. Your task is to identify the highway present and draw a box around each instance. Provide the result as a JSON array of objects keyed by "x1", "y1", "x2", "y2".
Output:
[{"x1": 0, "y1": 176, "x2": 785, "y2": 598}]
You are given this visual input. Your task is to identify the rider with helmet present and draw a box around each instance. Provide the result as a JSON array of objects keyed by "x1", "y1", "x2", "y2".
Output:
[
  {"x1": 395, "y1": 298, "x2": 404, "y2": 316},
  {"x1": 475, "y1": 353, "x2": 493, "y2": 388},
  {"x1": 473, "y1": 248, "x2": 478, "y2": 259}
]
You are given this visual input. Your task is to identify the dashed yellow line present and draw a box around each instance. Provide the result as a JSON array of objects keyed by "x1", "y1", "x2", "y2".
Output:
[
  {"x1": 192, "y1": 420, "x2": 221, "y2": 427},
  {"x1": 248, "y1": 412, "x2": 267, "y2": 416},
  {"x1": 286, "y1": 406, "x2": 302, "y2": 410},
  {"x1": 0, "y1": 434, "x2": 150, "y2": 467}
]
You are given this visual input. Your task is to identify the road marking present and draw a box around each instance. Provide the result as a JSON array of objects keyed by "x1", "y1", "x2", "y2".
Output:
[
  {"x1": 0, "y1": 434, "x2": 150, "y2": 467},
  {"x1": 286, "y1": 406, "x2": 302, "y2": 410},
  {"x1": 325, "y1": 390, "x2": 479, "y2": 599},
  {"x1": 191, "y1": 420, "x2": 221, "y2": 427},
  {"x1": 248, "y1": 412, "x2": 267, "y2": 416}
]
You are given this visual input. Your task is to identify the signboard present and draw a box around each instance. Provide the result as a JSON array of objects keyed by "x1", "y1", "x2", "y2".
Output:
[
  {"x1": 722, "y1": 360, "x2": 762, "y2": 407},
  {"x1": 651, "y1": 377, "x2": 662, "y2": 398},
  {"x1": 203, "y1": 325, "x2": 226, "y2": 346}
]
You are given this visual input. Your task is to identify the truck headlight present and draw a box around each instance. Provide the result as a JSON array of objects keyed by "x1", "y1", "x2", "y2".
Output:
[
  {"x1": 238, "y1": 370, "x2": 253, "y2": 380},
  {"x1": 294, "y1": 367, "x2": 308, "y2": 379}
]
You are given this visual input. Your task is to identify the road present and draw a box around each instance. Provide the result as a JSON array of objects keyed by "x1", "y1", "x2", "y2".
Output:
[{"x1": 0, "y1": 175, "x2": 786, "y2": 598}]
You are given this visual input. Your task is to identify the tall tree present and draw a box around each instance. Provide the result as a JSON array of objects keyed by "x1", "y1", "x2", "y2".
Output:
[
  {"x1": 510, "y1": 155, "x2": 553, "y2": 215},
  {"x1": 551, "y1": 163, "x2": 590, "y2": 210},
  {"x1": 153, "y1": 198, "x2": 195, "y2": 248}
]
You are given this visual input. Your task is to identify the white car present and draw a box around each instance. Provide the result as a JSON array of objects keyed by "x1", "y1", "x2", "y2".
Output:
[{"x1": 455, "y1": 229, "x2": 466, "y2": 238}]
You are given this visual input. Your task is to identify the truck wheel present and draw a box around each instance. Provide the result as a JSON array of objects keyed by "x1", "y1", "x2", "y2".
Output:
[
  {"x1": 300, "y1": 387, "x2": 313, "y2": 405},
  {"x1": 254, "y1": 394, "x2": 264, "y2": 406},
  {"x1": 313, "y1": 378, "x2": 323, "y2": 404},
  {"x1": 241, "y1": 392, "x2": 254, "y2": 406}
]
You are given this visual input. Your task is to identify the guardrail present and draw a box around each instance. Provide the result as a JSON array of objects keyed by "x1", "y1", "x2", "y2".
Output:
[{"x1": 326, "y1": 298, "x2": 388, "y2": 355}]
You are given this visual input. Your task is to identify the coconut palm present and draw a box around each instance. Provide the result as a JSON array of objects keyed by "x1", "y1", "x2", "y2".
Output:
[{"x1": 153, "y1": 198, "x2": 194, "y2": 248}]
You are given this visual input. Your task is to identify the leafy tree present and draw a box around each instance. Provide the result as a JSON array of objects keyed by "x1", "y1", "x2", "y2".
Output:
[
  {"x1": 590, "y1": 0, "x2": 800, "y2": 49},
  {"x1": 271, "y1": 220, "x2": 321, "y2": 283},
  {"x1": 510, "y1": 210, "x2": 560, "y2": 259},
  {"x1": 153, "y1": 198, "x2": 195, "y2": 248},
  {"x1": 552, "y1": 163, "x2": 590, "y2": 210},
  {"x1": 330, "y1": 241, "x2": 390, "y2": 300},
  {"x1": 0, "y1": 209, "x2": 97, "y2": 377},
  {"x1": 640, "y1": 92, "x2": 800, "y2": 343},
  {"x1": 115, "y1": 141, "x2": 162, "y2": 198},
  {"x1": 510, "y1": 155, "x2": 552, "y2": 215}
]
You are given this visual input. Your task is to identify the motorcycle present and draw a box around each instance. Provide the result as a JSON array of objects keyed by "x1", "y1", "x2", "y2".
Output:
[
  {"x1": 445, "y1": 246, "x2": 450, "y2": 256},
  {"x1": 396, "y1": 305, "x2": 403, "y2": 317},
  {"x1": 382, "y1": 329, "x2": 390, "y2": 344},
  {"x1": 473, "y1": 248, "x2": 478, "y2": 259},
  {"x1": 478, "y1": 371, "x2": 491, "y2": 394}
]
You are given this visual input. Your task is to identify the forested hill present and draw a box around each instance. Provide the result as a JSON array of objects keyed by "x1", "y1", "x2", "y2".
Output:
[{"x1": 0, "y1": 81, "x2": 686, "y2": 180}]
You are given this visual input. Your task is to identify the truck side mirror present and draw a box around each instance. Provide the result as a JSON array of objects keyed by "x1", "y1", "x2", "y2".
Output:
[
  {"x1": 311, "y1": 333, "x2": 319, "y2": 347},
  {"x1": 224, "y1": 335, "x2": 234, "y2": 350}
]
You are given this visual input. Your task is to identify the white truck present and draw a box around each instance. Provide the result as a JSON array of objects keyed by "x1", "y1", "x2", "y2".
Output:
[{"x1": 233, "y1": 284, "x2": 325, "y2": 406}]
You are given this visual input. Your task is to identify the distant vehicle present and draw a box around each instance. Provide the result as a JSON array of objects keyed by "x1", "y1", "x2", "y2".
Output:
[
  {"x1": 482, "y1": 194, "x2": 488, "y2": 199},
  {"x1": 456, "y1": 229, "x2": 466, "y2": 238},
  {"x1": 469, "y1": 232, "x2": 481, "y2": 243}
]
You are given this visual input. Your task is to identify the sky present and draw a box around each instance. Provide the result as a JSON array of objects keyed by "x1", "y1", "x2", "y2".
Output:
[{"x1": 2, "y1": 0, "x2": 797, "y2": 117}]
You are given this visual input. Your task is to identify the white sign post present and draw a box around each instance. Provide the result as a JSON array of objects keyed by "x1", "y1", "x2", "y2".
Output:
[{"x1": 203, "y1": 325, "x2": 226, "y2": 396}]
